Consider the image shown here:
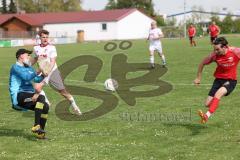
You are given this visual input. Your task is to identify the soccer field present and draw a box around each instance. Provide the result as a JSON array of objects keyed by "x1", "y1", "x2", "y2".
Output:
[{"x1": 0, "y1": 37, "x2": 240, "y2": 160}]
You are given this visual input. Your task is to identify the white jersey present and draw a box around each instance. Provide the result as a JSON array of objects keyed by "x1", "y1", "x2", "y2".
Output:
[
  {"x1": 149, "y1": 28, "x2": 162, "y2": 46},
  {"x1": 33, "y1": 44, "x2": 58, "y2": 82}
]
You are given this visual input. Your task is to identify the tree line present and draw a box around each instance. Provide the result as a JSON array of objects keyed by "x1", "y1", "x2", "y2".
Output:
[
  {"x1": 211, "y1": 15, "x2": 240, "y2": 34},
  {"x1": 0, "y1": 0, "x2": 81, "y2": 13}
]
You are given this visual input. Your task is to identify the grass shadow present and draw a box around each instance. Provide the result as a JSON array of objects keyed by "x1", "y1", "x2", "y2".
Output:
[
  {"x1": 0, "y1": 127, "x2": 38, "y2": 141},
  {"x1": 163, "y1": 122, "x2": 208, "y2": 136},
  {"x1": 21, "y1": 111, "x2": 34, "y2": 118}
]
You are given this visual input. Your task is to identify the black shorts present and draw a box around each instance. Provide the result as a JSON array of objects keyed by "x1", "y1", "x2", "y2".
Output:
[
  {"x1": 17, "y1": 92, "x2": 46, "y2": 111},
  {"x1": 189, "y1": 37, "x2": 193, "y2": 41},
  {"x1": 208, "y1": 79, "x2": 237, "y2": 97},
  {"x1": 210, "y1": 36, "x2": 217, "y2": 43}
]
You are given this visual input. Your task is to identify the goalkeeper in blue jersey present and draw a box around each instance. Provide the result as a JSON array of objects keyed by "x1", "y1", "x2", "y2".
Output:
[{"x1": 9, "y1": 49, "x2": 49, "y2": 139}]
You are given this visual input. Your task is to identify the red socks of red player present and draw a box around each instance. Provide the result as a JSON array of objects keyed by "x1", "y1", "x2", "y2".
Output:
[
  {"x1": 199, "y1": 97, "x2": 220, "y2": 123},
  {"x1": 209, "y1": 97, "x2": 220, "y2": 114}
]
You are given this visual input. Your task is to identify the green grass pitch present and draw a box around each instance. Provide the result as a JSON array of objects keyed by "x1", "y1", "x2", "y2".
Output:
[{"x1": 0, "y1": 36, "x2": 240, "y2": 160}]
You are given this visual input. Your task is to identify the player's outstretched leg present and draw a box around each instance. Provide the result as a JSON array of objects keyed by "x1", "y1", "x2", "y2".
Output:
[
  {"x1": 198, "y1": 97, "x2": 219, "y2": 124},
  {"x1": 69, "y1": 95, "x2": 82, "y2": 115},
  {"x1": 198, "y1": 87, "x2": 227, "y2": 124},
  {"x1": 59, "y1": 89, "x2": 82, "y2": 115}
]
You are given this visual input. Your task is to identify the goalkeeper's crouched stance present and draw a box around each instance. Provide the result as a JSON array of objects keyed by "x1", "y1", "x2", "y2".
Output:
[
  {"x1": 17, "y1": 92, "x2": 49, "y2": 138},
  {"x1": 9, "y1": 49, "x2": 49, "y2": 139}
]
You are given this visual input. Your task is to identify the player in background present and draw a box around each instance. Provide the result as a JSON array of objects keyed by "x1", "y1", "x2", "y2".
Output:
[
  {"x1": 35, "y1": 27, "x2": 41, "y2": 45},
  {"x1": 194, "y1": 37, "x2": 240, "y2": 124},
  {"x1": 147, "y1": 21, "x2": 166, "y2": 68},
  {"x1": 9, "y1": 49, "x2": 49, "y2": 139},
  {"x1": 31, "y1": 30, "x2": 82, "y2": 115},
  {"x1": 208, "y1": 21, "x2": 220, "y2": 44},
  {"x1": 188, "y1": 24, "x2": 197, "y2": 47}
]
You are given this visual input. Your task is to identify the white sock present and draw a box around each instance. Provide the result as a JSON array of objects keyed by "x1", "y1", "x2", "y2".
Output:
[
  {"x1": 206, "y1": 111, "x2": 211, "y2": 118},
  {"x1": 69, "y1": 96, "x2": 78, "y2": 109},
  {"x1": 150, "y1": 55, "x2": 154, "y2": 64},
  {"x1": 159, "y1": 53, "x2": 166, "y2": 65},
  {"x1": 40, "y1": 90, "x2": 50, "y2": 104}
]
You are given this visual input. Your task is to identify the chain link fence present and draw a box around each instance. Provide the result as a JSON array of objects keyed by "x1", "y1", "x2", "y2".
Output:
[
  {"x1": 161, "y1": 26, "x2": 184, "y2": 38},
  {"x1": 0, "y1": 31, "x2": 38, "y2": 39}
]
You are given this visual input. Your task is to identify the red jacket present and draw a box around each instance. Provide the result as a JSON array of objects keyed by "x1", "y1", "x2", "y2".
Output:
[{"x1": 188, "y1": 26, "x2": 196, "y2": 37}]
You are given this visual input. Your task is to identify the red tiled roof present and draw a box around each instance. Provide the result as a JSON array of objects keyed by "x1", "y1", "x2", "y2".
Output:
[{"x1": 0, "y1": 8, "x2": 138, "y2": 26}]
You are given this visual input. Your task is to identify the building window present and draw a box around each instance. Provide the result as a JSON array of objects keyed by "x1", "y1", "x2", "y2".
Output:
[{"x1": 102, "y1": 23, "x2": 107, "y2": 31}]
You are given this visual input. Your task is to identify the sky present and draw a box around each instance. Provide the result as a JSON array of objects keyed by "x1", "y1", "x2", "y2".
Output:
[{"x1": 81, "y1": 0, "x2": 240, "y2": 15}]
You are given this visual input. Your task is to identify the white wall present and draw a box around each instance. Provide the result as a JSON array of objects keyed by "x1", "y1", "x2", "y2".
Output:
[
  {"x1": 43, "y1": 10, "x2": 154, "y2": 41},
  {"x1": 44, "y1": 22, "x2": 118, "y2": 41},
  {"x1": 117, "y1": 10, "x2": 154, "y2": 40}
]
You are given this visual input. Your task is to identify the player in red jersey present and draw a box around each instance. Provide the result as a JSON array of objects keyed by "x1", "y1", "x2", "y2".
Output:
[
  {"x1": 194, "y1": 37, "x2": 240, "y2": 123},
  {"x1": 188, "y1": 24, "x2": 197, "y2": 47},
  {"x1": 208, "y1": 21, "x2": 220, "y2": 44}
]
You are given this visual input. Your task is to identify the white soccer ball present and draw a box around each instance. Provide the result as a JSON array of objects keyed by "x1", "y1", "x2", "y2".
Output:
[{"x1": 104, "y1": 78, "x2": 118, "y2": 91}]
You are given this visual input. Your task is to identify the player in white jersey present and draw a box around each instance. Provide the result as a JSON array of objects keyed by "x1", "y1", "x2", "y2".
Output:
[
  {"x1": 147, "y1": 21, "x2": 166, "y2": 68},
  {"x1": 31, "y1": 30, "x2": 82, "y2": 115},
  {"x1": 35, "y1": 34, "x2": 41, "y2": 45}
]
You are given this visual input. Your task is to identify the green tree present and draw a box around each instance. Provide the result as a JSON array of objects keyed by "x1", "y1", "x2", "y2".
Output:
[
  {"x1": 18, "y1": 0, "x2": 81, "y2": 13},
  {"x1": 221, "y1": 15, "x2": 234, "y2": 33},
  {"x1": 210, "y1": 15, "x2": 221, "y2": 25},
  {"x1": 105, "y1": 0, "x2": 154, "y2": 16},
  {"x1": 165, "y1": 17, "x2": 176, "y2": 26},
  {"x1": 18, "y1": 0, "x2": 37, "y2": 13},
  {"x1": 63, "y1": 0, "x2": 81, "y2": 11},
  {"x1": 154, "y1": 15, "x2": 165, "y2": 26},
  {"x1": 1, "y1": 0, "x2": 7, "y2": 13},
  {"x1": 105, "y1": 0, "x2": 117, "y2": 9},
  {"x1": 9, "y1": 0, "x2": 17, "y2": 13},
  {"x1": 233, "y1": 18, "x2": 240, "y2": 33}
]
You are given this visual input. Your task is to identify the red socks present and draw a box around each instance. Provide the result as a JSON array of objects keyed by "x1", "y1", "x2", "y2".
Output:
[{"x1": 209, "y1": 97, "x2": 220, "y2": 114}]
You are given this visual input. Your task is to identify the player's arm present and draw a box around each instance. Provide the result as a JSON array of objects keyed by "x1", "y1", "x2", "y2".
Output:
[
  {"x1": 30, "y1": 48, "x2": 38, "y2": 66},
  {"x1": 32, "y1": 91, "x2": 40, "y2": 102},
  {"x1": 158, "y1": 32, "x2": 164, "y2": 38},
  {"x1": 153, "y1": 29, "x2": 164, "y2": 40},
  {"x1": 32, "y1": 72, "x2": 46, "y2": 102},
  {"x1": 42, "y1": 46, "x2": 57, "y2": 76},
  {"x1": 49, "y1": 57, "x2": 56, "y2": 72},
  {"x1": 30, "y1": 57, "x2": 38, "y2": 66},
  {"x1": 194, "y1": 53, "x2": 215, "y2": 85},
  {"x1": 232, "y1": 47, "x2": 240, "y2": 59},
  {"x1": 147, "y1": 32, "x2": 150, "y2": 40}
]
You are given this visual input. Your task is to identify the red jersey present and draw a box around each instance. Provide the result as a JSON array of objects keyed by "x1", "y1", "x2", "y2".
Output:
[
  {"x1": 203, "y1": 47, "x2": 240, "y2": 80},
  {"x1": 188, "y1": 26, "x2": 196, "y2": 37},
  {"x1": 208, "y1": 25, "x2": 220, "y2": 37}
]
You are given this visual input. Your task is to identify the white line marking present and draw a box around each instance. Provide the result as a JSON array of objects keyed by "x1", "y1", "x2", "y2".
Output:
[{"x1": 1, "y1": 78, "x2": 238, "y2": 87}]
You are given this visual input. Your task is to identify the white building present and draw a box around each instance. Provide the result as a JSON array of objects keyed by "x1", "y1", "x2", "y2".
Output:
[{"x1": 0, "y1": 9, "x2": 154, "y2": 41}]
